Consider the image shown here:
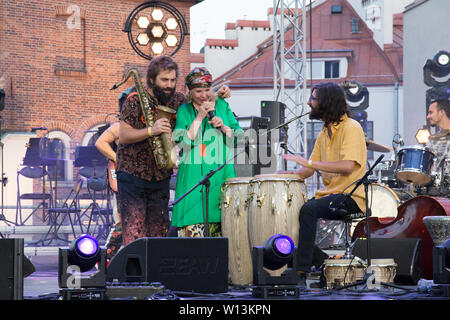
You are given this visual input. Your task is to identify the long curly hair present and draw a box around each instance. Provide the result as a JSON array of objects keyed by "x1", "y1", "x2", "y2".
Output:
[{"x1": 312, "y1": 82, "x2": 350, "y2": 126}]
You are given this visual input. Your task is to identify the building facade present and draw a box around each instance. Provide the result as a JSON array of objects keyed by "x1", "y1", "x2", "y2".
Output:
[{"x1": 0, "y1": 0, "x2": 201, "y2": 223}]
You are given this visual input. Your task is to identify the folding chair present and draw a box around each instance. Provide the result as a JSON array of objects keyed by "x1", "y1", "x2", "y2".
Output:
[{"x1": 15, "y1": 166, "x2": 53, "y2": 226}]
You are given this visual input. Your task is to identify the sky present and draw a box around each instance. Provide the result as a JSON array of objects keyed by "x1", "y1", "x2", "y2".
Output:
[{"x1": 190, "y1": 0, "x2": 276, "y2": 53}]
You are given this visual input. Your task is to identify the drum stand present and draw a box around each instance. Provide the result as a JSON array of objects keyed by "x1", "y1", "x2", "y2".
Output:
[
  {"x1": 332, "y1": 155, "x2": 408, "y2": 291},
  {"x1": 172, "y1": 151, "x2": 241, "y2": 237}
]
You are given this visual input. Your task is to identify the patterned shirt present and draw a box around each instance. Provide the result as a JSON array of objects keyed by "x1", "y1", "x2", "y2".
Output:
[
  {"x1": 426, "y1": 130, "x2": 450, "y2": 178},
  {"x1": 116, "y1": 90, "x2": 186, "y2": 182}
]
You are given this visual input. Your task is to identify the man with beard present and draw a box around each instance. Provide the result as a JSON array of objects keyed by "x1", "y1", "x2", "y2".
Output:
[
  {"x1": 116, "y1": 56, "x2": 230, "y2": 245},
  {"x1": 282, "y1": 82, "x2": 367, "y2": 279}
]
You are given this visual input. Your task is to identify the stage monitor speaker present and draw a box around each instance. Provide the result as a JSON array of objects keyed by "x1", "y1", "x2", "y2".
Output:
[
  {"x1": 0, "y1": 239, "x2": 29, "y2": 300},
  {"x1": 106, "y1": 237, "x2": 228, "y2": 293},
  {"x1": 261, "y1": 101, "x2": 285, "y2": 128},
  {"x1": 352, "y1": 238, "x2": 422, "y2": 285}
]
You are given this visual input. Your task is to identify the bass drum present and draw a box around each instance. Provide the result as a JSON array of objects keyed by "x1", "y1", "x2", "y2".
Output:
[
  {"x1": 367, "y1": 183, "x2": 400, "y2": 222},
  {"x1": 220, "y1": 177, "x2": 253, "y2": 285}
]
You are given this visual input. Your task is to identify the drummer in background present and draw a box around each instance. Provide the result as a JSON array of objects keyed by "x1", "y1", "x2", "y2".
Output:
[
  {"x1": 426, "y1": 97, "x2": 450, "y2": 181},
  {"x1": 282, "y1": 82, "x2": 367, "y2": 279}
]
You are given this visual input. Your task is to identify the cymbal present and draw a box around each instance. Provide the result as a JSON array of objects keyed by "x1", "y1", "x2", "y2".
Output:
[{"x1": 366, "y1": 139, "x2": 393, "y2": 153}]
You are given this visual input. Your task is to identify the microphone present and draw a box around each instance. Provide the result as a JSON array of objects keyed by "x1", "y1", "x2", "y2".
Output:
[
  {"x1": 207, "y1": 110, "x2": 215, "y2": 120},
  {"x1": 31, "y1": 127, "x2": 48, "y2": 132}
]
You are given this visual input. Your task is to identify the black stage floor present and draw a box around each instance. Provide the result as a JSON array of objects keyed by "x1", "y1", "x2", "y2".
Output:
[{"x1": 22, "y1": 256, "x2": 449, "y2": 302}]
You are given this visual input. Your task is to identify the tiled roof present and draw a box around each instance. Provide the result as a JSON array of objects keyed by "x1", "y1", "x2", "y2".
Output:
[
  {"x1": 213, "y1": 0, "x2": 403, "y2": 88},
  {"x1": 205, "y1": 39, "x2": 239, "y2": 47},
  {"x1": 191, "y1": 53, "x2": 205, "y2": 63}
]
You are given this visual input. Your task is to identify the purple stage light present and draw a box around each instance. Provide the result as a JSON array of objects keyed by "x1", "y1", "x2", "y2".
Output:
[
  {"x1": 274, "y1": 235, "x2": 294, "y2": 256},
  {"x1": 76, "y1": 234, "x2": 98, "y2": 257}
]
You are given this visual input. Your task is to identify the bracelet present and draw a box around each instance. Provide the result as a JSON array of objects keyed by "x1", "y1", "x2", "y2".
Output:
[
  {"x1": 307, "y1": 159, "x2": 313, "y2": 168},
  {"x1": 148, "y1": 126, "x2": 152, "y2": 137}
]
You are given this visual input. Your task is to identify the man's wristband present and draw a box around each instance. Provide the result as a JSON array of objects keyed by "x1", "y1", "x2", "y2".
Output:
[
  {"x1": 307, "y1": 159, "x2": 313, "y2": 169},
  {"x1": 148, "y1": 126, "x2": 152, "y2": 137}
]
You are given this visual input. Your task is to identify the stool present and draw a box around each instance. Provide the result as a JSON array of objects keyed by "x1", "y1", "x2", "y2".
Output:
[{"x1": 341, "y1": 211, "x2": 366, "y2": 259}]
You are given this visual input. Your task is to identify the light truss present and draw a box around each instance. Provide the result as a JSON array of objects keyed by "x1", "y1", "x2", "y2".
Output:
[{"x1": 272, "y1": 0, "x2": 308, "y2": 170}]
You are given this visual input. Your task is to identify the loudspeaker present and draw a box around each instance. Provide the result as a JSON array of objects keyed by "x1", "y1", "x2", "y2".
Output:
[
  {"x1": 106, "y1": 237, "x2": 229, "y2": 293},
  {"x1": 351, "y1": 238, "x2": 422, "y2": 285},
  {"x1": 261, "y1": 101, "x2": 285, "y2": 128},
  {"x1": 0, "y1": 239, "x2": 26, "y2": 300}
]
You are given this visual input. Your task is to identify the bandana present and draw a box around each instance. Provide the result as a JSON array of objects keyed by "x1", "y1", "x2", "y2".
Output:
[{"x1": 185, "y1": 67, "x2": 212, "y2": 90}]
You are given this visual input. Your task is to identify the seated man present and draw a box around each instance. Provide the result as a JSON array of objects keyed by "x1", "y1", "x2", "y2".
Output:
[{"x1": 283, "y1": 82, "x2": 367, "y2": 276}]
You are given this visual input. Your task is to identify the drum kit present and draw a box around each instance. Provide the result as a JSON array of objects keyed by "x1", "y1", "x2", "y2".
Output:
[
  {"x1": 220, "y1": 136, "x2": 449, "y2": 286},
  {"x1": 368, "y1": 139, "x2": 449, "y2": 201}
]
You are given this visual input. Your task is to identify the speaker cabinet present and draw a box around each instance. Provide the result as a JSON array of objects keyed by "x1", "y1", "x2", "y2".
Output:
[
  {"x1": 0, "y1": 239, "x2": 25, "y2": 300},
  {"x1": 106, "y1": 237, "x2": 229, "y2": 293},
  {"x1": 261, "y1": 101, "x2": 286, "y2": 128},
  {"x1": 352, "y1": 238, "x2": 423, "y2": 285}
]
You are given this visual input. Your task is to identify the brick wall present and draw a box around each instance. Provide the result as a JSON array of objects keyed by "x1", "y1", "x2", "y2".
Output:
[{"x1": 0, "y1": 0, "x2": 195, "y2": 144}]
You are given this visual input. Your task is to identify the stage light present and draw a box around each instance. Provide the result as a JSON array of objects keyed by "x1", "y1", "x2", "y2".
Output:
[
  {"x1": 151, "y1": 8, "x2": 164, "y2": 21},
  {"x1": 263, "y1": 234, "x2": 295, "y2": 270},
  {"x1": 68, "y1": 234, "x2": 101, "y2": 272},
  {"x1": 165, "y1": 35, "x2": 178, "y2": 47},
  {"x1": 424, "y1": 50, "x2": 450, "y2": 87},
  {"x1": 431, "y1": 51, "x2": 450, "y2": 78},
  {"x1": 151, "y1": 42, "x2": 164, "y2": 55},
  {"x1": 151, "y1": 24, "x2": 165, "y2": 38},
  {"x1": 166, "y1": 17, "x2": 178, "y2": 30},
  {"x1": 415, "y1": 126, "x2": 431, "y2": 144},
  {"x1": 137, "y1": 33, "x2": 150, "y2": 46},
  {"x1": 252, "y1": 234, "x2": 300, "y2": 297},
  {"x1": 433, "y1": 238, "x2": 450, "y2": 285},
  {"x1": 136, "y1": 16, "x2": 150, "y2": 29},
  {"x1": 58, "y1": 234, "x2": 107, "y2": 291},
  {"x1": 342, "y1": 80, "x2": 369, "y2": 108},
  {"x1": 123, "y1": 1, "x2": 188, "y2": 60}
]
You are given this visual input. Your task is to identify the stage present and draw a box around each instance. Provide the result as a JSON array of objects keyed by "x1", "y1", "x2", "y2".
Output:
[{"x1": 21, "y1": 248, "x2": 449, "y2": 302}]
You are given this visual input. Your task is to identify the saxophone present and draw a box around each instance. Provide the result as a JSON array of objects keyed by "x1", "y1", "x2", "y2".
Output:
[{"x1": 111, "y1": 69, "x2": 177, "y2": 170}]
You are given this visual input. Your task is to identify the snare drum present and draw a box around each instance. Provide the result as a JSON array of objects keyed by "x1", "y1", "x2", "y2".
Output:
[
  {"x1": 367, "y1": 183, "x2": 400, "y2": 221},
  {"x1": 221, "y1": 177, "x2": 253, "y2": 285},
  {"x1": 396, "y1": 145, "x2": 435, "y2": 186}
]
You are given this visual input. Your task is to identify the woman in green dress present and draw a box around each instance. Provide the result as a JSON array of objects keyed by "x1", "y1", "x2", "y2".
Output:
[{"x1": 172, "y1": 67, "x2": 243, "y2": 237}]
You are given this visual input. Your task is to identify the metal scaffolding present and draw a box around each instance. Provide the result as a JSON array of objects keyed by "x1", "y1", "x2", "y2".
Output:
[{"x1": 272, "y1": 0, "x2": 308, "y2": 170}]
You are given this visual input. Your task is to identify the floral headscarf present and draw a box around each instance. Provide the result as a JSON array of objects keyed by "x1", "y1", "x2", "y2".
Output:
[{"x1": 185, "y1": 67, "x2": 212, "y2": 90}]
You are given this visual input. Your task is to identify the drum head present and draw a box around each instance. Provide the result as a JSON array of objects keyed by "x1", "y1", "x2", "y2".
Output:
[
  {"x1": 396, "y1": 170, "x2": 432, "y2": 185},
  {"x1": 368, "y1": 184, "x2": 400, "y2": 219}
]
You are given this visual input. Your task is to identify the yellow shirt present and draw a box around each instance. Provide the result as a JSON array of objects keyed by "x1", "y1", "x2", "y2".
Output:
[{"x1": 310, "y1": 114, "x2": 367, "y2": 212}]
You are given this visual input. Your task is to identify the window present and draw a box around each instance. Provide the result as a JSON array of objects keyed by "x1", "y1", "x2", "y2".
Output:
[
  {"x1": 324, "y1": 61, "x2": 340, "y2": 79},
  {"x1": 298, "y1": 59, "x2": 345, "y2": 80},
  {"x1": 350, "y1": 18, "x2": 360, "y2": 34}
]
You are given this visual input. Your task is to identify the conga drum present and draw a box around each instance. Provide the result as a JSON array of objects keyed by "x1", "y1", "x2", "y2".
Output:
[
  {"x1": 248, "y1": 174, "x2": 307, "y2": 275},
  {"x1": 220, "y1": 177, "x2": 253, "y2": 285}
]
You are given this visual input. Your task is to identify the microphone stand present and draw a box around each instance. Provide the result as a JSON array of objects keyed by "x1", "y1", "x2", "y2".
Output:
[
  {"x1": 330, "y1": 154, "x2": 384, "y2": 259},
  {"x1": 171, "y1": 150, "x2": 243, "y2": 237},
  {"x1": 259, "y1": 111, "x2": 311, "y2": 171},
  {"x1": 332, "y1": 155, "x2": 407, "y2": 291}
]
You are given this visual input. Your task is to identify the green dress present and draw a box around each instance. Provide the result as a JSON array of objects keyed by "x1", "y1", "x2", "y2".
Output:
[{"x1": 172, "y1": 97, "x2": 243, "y2": 228}]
